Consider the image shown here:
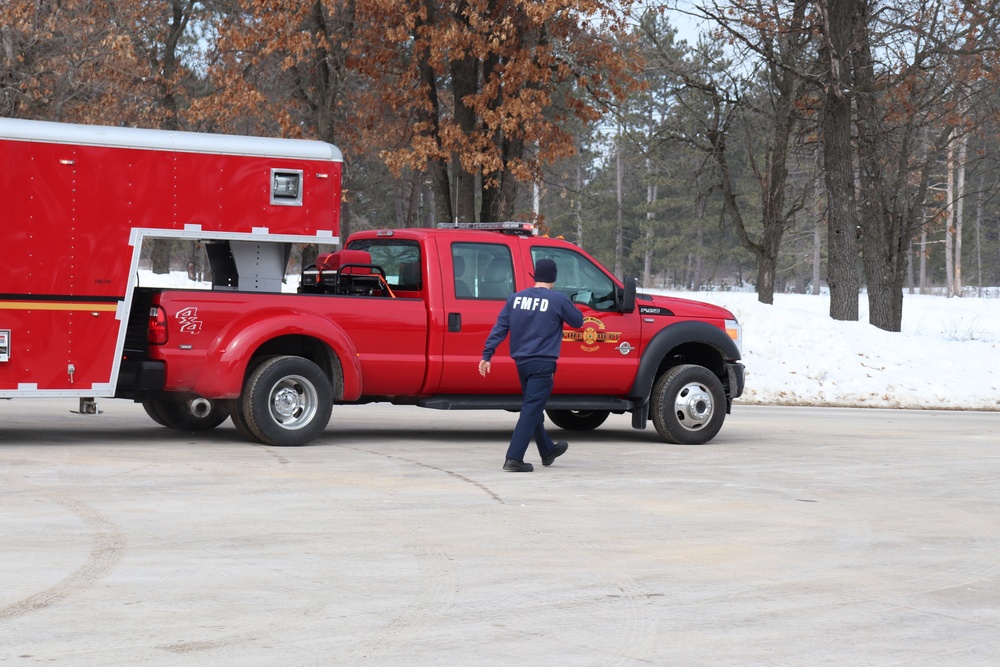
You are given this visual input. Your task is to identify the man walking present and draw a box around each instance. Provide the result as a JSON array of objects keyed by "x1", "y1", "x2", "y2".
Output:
[{"x1": 479, "y1": 258, "x2": 584, "y2": 472}]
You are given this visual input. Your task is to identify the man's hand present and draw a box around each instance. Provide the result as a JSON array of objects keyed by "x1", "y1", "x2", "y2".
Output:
[{"x1": 478, "y1": 360, "x2": 491, "y2": 377}]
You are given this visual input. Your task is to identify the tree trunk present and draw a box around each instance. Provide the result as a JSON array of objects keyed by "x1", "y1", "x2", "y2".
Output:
[
  {"x1": 693, "y1": 225, "x2": 704, "y2": 291},
  {"x1": 945, "y1": 132, "x2": 955, "y2": 297},
  {"x1": 450, "y1": 49, "x2": 478, "y2": 223},
  {"x1": 480, "y1": 52, "x2": 522, "y2": 223},
  {"x1": 854, "y1": 10, "x2": 912, "y2": 332},
  {"x1": 644, "y1": 158, "x2": 657, "y2": 287},
  {"x1": 415, "y1": 3, "x2": 451, "y2": 224},
  {"x1": 756, "y1": 252, "x2": 776, "y2": 304},
  {"x1": 818, "y1": 0, "x2": 861, "y2": 320},
  {"x1": 615, "y1": 133, "x2": 624, "y2": 277},
  {"x1": 919, "y1": 228, "x2": 927, "y2": 294},
  {"x1": 954, "y1": 130, "x2": 967, "y2": 296},
  {"x1": 149, "y1": 1, "x2": 192, "y2": 274},
  {"x1": 404, "y1": 169, "x2": 422, "y2": 227},
  {"x1": 906, "y1": 239, "x2": 915, "y2": 294},
  {"x1": 151, "y1": 241, "x2": 172, "y2": 275},
  {"x1": 575, "y1": 163, "x2": 584, "y2": 247},
  {"x1": 812, "y1": 218, "x2": 822, "y2": 295},
  {"x1": 975, "y1": 184, "x2": 984, "y2": 296}
]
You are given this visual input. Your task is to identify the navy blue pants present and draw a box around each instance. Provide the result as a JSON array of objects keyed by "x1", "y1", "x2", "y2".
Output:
[{"x1": 506, "y1": 359, "x2": 557, "y2": 462}]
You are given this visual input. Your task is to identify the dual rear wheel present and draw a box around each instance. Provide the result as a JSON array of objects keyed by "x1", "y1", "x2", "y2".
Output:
[
  {"x1": 233, "y1": 355, "x2": 333, "y2": 447},
  {"x1": 144, "y1": 355, "x2": 333, "y2": 447}
]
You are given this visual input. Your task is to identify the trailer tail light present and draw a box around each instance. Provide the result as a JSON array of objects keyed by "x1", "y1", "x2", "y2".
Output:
[{"x1": 148, "y1": 306, "x2": 168, "y2": 345}]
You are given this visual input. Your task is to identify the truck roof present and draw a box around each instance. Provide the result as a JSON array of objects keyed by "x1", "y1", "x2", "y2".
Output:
[
  {"x1": 350, "y1": 223, "x2": 565, "y2": 244},
  {"x1": 0, "y1": 117, "x2": 342, "y2": 162}
]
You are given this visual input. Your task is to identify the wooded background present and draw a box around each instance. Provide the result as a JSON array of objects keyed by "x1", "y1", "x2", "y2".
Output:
[{"x1": 4, "y1": 0, "x2": 1000, "y2": 330}]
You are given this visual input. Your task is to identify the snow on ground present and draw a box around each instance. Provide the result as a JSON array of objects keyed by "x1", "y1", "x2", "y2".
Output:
[
  {"x1": 651, "y1": 288, "x2": 1000, "y2": 411},
  {"x1": 140, "y1": 270, "x2": 1000, "y2": 411}
]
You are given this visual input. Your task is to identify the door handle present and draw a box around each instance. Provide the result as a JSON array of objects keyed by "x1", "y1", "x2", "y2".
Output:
[{"x1": 448, "y1": 312, "x2": 462, "y2": 332}]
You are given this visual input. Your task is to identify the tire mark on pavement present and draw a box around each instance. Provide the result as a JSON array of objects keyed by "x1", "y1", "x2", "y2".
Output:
[
  {"x1": 344, "y1": 446, "x2": 504, "y2": 504},
  {"x1": 159, "y1": 632, "x2": 259, "y2": 654},
  {"x1": 0, "y1": 481, "x2": 127, "y2": 621}
]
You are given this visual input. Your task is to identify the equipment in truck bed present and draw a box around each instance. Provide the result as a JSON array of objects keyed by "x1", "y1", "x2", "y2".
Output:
[{"x1": 299, "y1": 250, "x2": 395, "y2": 297}]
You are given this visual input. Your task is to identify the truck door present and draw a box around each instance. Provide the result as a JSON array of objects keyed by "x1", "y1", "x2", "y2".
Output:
[
  {"x1": 436, "y1": 241, "x2": 523, "y2": 393},
  {"x1": 343, "y1": 237, "x2": 430, "y2": 395},
  {"x1": 527, "y1": 247, "x2": 642, "y2": 395}
]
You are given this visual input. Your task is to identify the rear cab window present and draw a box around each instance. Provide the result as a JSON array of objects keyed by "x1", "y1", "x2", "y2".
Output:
[{"x1": 347, "y1": 238, "x2": 423, "y2": 295}]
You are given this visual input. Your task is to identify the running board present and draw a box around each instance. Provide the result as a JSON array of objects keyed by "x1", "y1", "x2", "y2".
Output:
[{"x1": 417, "y1": 395, "x2": 637, "y2": 411}]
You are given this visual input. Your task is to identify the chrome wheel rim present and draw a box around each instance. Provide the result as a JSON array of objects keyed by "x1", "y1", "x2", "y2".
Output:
[
  {"x1": 268, "y1": 374, "x2": 319, "y2": 430},
  {"x1": 673, "y1": 382, "x2": 714, "y2": 432}
]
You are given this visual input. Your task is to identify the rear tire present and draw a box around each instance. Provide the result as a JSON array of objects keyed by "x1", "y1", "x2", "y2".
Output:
[
  {"x1": 546, "y1": 409, "x2": 610, "y2": 431},
  {"x1": 142, "y1": 392, "x2": 230, "y2": 431},
  {"x1": 240, "y1": 355, "x2": 332, "y2": 446},
  {"x1": 225, "y1": 399, "x2": 259, "y2": 442},
  {"x1": 650, "y1": 364, "x2": 726, "y2": 444}
]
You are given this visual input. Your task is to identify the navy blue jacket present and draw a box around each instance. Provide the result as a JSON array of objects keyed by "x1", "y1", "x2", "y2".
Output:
[{"x1": 482, "y1": 286, "x2": 584, "y2": 364}]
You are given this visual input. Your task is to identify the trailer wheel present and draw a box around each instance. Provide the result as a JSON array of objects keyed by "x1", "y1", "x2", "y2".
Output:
[
  {"x1": 545, "y1": 409, "x2": 610, "y2": 431},
  {"x1": 142, "y1": 392, "x2": 230, "y2": 431},
  {"x1": 650, "y1": 364, "x2": 726, "y2": 445},
  {"x1": 241, "y1": 355, "x2": 332, "y2": 446}
]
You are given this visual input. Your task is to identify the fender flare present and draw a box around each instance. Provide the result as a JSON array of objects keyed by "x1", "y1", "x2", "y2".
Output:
[
  {"x1": 628, "y1": 320, "x2": 741, "y2": 403},
  {"x1": 192, "y1": 308, "x2": 362, "y2": 400}
]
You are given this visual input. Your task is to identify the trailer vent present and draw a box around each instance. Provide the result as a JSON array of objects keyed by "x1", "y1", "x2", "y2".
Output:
[{"x1": 271, "y1": 169, "x2": 303, "y2": 206}]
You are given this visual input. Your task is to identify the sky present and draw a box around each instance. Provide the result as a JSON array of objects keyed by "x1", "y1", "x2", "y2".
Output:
[{"x1": 142, "y1": 270, "x2": 999, "y2": 413}]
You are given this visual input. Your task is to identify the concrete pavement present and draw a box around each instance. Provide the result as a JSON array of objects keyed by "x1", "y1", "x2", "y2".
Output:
[{"x1": 1, "y1": 401, "x2": 999, "y2": 665}]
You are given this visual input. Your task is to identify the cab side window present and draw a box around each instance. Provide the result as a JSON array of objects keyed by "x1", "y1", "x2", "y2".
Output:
[
  {"x1": 452, "y1": 242, "x2": 514, "y2": 300},
  {"x1": 530, "y1": 247, "x2": 616, "y2": 310}
]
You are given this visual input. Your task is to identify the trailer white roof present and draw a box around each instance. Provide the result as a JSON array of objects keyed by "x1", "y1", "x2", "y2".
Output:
[{"x1": 0, "y1": 117, "x2": 343, "y2": 162}]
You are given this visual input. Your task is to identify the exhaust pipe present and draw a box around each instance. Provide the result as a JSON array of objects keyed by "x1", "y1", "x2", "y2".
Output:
[{"x1": 188, "y1": 397, "x2": 213, "y2": 418}]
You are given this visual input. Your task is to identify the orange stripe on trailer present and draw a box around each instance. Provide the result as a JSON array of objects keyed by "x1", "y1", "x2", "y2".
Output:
[{"x1": 0, "y1": 301, "x2": 118, "y2": 312}]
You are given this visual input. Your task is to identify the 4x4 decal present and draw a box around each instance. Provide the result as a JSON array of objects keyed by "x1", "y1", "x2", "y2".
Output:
[
  {"x1": 563, "y1": 316, "x2": 622, "y2": 353},
  {"x1": 175, "y1": 307, "x2": 203, "y2": 334}
]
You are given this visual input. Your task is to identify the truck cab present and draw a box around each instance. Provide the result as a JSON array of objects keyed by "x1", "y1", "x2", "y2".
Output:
[{"x1": 333, "y1": 223, "x2": 744, "y2": 444}]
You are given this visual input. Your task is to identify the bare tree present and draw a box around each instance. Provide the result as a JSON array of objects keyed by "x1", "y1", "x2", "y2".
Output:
[{"x1": 659, "y1": 2, "x2": 815, "y2": 304}]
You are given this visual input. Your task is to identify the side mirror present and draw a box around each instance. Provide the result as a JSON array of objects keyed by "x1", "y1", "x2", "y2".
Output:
[{"x1": 619, "y1": 277, "x2": 636, "y2": 313}]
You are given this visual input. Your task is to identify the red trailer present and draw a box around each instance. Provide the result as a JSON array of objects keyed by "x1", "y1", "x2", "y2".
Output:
[{"x1": 0, "y1": 118, "x2": 342, "y2": 410}]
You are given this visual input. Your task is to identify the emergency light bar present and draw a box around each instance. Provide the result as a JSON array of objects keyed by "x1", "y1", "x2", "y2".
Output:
[{"x1": 436, "y1": 221, "x2": 537, "y2": 236}]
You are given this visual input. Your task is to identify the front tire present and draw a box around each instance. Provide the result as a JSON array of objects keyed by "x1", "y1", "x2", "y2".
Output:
[
  {"x1": 650, "y1": 364, "x2": 726, "y2": 444},
  {"x1": 546, "y1": 409, "x2": 610, "y2": 431},
  {"x1": 142, "y1": 392, "x2": 230, "y2": 431},
  {"x1": 240, "y1": 355, "x2": 332, "y2": 446}
]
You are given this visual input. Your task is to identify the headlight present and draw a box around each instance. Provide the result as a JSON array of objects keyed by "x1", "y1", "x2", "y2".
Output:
[{"x1": 725, "y1": 319, "x2": 742, "y2": 355}]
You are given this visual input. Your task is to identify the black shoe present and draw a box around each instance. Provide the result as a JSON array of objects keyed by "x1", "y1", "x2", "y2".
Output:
[
  {"x1": 542, "y1": 441, "x2": 568, "y2": 467},
  {"x1": 503, "y1": 458, "x2": 534, "y2": 472}
]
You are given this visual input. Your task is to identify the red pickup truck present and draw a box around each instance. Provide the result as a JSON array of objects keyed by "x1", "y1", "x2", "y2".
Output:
[{"x1": 138, "y1": 223, "x2": 744, "y2": 446}]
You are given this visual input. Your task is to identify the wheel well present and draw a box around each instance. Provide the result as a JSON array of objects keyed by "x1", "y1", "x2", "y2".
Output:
[
  {"x1": 653, "y1": 343, "x2": 726, "y2": 384},
  {"x1": 251, "y1": 335, "x2": 344, "y2": 399}
]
